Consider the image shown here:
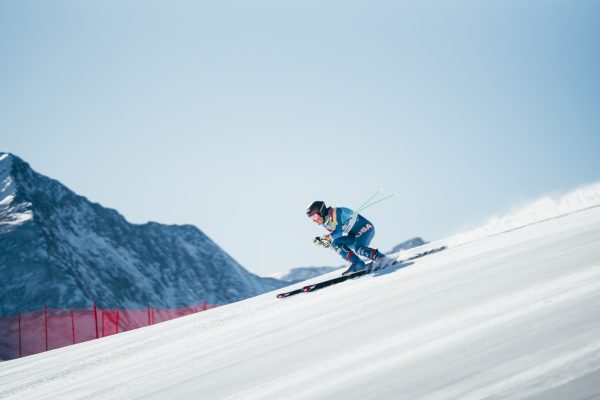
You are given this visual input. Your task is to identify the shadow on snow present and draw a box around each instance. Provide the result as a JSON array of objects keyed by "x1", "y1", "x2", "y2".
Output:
[{"x1": 372, "y1": 261, "x2": 415, "y2": 277}]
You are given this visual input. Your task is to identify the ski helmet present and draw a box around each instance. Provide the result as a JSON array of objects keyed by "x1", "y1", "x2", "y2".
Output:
[{"x1": 307, "y1": 201, "x2": 327, "y2": 218}]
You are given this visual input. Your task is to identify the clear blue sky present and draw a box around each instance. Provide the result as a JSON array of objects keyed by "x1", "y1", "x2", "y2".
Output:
[{"x1": 2, "y1": 1, "x2": 599, "y2": 275}]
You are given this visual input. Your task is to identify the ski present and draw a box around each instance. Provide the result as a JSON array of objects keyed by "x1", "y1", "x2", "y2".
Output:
[
  {"x1": 276, "y1": 288, "x2": 304, "y2": 298},
  {"x1": 276, "y1": 246, "x2": 447, "y2": 298},
  {"x1": 300, "y1": 261, "x2": 387, "y2": 293}
]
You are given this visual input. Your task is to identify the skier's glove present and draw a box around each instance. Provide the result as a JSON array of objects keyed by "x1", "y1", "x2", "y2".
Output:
[{"x1": 313, "y1": 236, "x2": 332, "y2": 248}]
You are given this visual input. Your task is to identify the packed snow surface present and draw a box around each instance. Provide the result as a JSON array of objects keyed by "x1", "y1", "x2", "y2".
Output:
[{"x1": 1, "y1": 184, "x2": 600, "y2": 399}]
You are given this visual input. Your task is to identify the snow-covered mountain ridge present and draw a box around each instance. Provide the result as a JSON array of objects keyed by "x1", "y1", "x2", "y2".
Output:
[
  {"x1": 444, "y1": 182, "x2": 600, "y2": 248},
  {"x1": 1, "y1": 182, "x2": 599, "y2": 399},
  {"x1": 0, "y1": 152, "x2": 286, "y2": 316},
  {"x1": 270, "y1": 266, "x2": 342, "y2": 282},
  {"x1": 0, "y1": 153, "x2": 33, "y2": 227}
]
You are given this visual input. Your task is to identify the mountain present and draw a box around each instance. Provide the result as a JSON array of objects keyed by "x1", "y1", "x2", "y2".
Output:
[
  {"x1": 386, "y1": 237, "x2": 427, "y2": 254},
  {"x1": 1, "y1": 185, "x2": 599, "y2": 398},
  {"x1": 0, "y1": 152, "x2": 286, "y2": 316},
  {"x1": 271, "y1": 266, "x2": 342, "y2": 283}
]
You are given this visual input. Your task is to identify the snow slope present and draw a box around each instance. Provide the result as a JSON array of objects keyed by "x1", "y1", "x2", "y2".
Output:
[{"x1": 1, "y1": 185, "x2": 600, "y2": 399}]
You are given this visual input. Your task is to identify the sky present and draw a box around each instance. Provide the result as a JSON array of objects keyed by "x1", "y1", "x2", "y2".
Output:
[{"x1": 1, "y1": 0, "x2": 599, "y2": 275}]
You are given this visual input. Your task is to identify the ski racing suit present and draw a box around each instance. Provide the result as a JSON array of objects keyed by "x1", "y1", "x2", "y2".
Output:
[{"x1": 322, "y1": 207, "x2": 384, "y2": 269}]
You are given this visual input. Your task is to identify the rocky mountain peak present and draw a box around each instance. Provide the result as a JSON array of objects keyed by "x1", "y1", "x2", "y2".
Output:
[{"x1": 0, "y1": 153, "x2": 286, "y2": 316}]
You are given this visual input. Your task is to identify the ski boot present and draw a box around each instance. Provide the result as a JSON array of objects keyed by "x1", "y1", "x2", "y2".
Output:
[
  {"x1": 372, "y1": 252, "x2": 394, "y2": 270},
  {"x1": 342, "y1": 259, "x2": 367, "y2": 276},
  {"x1": 356, "y1": 247, "x2": 392, "y2": 270}
]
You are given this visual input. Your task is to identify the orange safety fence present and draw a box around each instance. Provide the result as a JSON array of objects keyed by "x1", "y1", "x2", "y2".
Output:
[{"x1": 0, "y1": 301, "x2": 220, "y2": 361}]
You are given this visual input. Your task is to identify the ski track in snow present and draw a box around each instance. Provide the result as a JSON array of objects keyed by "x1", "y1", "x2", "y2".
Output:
[{"x1": 1, "y1": 185, "x2": 600, "y2": 399}]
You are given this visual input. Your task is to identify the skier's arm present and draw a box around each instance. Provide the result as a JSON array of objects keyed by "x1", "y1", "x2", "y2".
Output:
[{"x1": 330, "y1": 225, "x2": 343, "y2": 239}]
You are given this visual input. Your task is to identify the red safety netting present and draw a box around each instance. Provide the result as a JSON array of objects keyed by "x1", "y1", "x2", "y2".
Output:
[{"x1": 0, "y1": 302, "x2": 220, "y2": 361}]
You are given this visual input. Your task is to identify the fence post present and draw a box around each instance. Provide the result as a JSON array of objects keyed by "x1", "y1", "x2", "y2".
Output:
[
  {"x1": 102, "y1": 311, "x2": 105, "y2": 337},
  {"x1": 94, "y1": 301, "x2": 99, "y2": 339},
  {"x1": 18, "y1": 313, "x2": 22, "y2": 358},
  {"x1": 71, "y1": 310, "x2": 76, "y2": 344},
  {"x1": 115, "y1": 310, "x2": 120, "y2": 334},
  {"x1": 147, "y1": 306, "x2": 151, "y2": 326},
  {"x1": 44, "y1": 305, "x2": 48, "y2": 352}
]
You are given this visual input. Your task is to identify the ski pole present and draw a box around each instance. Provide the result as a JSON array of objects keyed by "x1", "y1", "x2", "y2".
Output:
[
  {"x1": 355, "y1": 193, "x2": 397, "y2": 213},
  {"x1": 324, "y1": 191, "x2": 397, "y2": 251},
  {"x1": 354, "y1": 189, "x2": 383, "y2": 215},
  {"x1": 339, "y1": 189, "x2": 382, "y2": 227},
  {"x1": 340, "y1": 190, "x2": 397, "y2": 227}
]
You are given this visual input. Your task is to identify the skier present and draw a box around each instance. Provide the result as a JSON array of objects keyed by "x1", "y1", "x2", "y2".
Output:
[{"x1": 306, "y1": 200, "x2": 389, "y2": 275}]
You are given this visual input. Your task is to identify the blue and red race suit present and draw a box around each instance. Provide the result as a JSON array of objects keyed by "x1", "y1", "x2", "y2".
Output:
[{"x1": 321, "y1": 207, "x2": 383, "y2": 266}]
